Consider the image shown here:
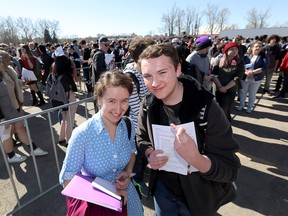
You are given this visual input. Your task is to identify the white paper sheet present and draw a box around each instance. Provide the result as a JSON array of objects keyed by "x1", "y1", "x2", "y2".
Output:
[
  {"x1": 105, "y1": 53, "x2": 115, "y2": 65},
  {"x1": 22, "y1": 68, "x2": 37, "y2": 81},
  {"x1": 152, "y1": 122, "x2": 199, "y2": 175}
]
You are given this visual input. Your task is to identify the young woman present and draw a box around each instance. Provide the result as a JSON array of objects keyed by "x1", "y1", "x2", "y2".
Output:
[
  {"x1": 0, "y1": 56, "x2": 48, "y2": 163},
  {"x1": 212, "y1": 42, "x2": 245, "y2": 121},
  {"x1": 50, "y1": 50, "x2": 78, "y2": 146},
  {"x1": 20, "y1": 44, "x2": 45, "y2": 106},
  {"x1": 59, "y1": 70, "x2": 143, "y2": 216},
  {"x1": 238, "y1": 41, "x2": 265, "y2": 113}
]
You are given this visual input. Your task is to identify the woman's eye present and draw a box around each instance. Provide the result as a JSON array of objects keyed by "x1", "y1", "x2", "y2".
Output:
[
  {"x1": 108, "y1": 100, "x2": 115, "y2": 104},
  {"x1": 122, "y1": 99, "x2": 129, "y2": 104}
]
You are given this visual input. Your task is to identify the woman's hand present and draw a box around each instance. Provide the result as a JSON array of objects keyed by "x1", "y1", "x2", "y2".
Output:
[
  {"x1": 116, "y1": 188, "x2": 127, "y2": 205},
  {"x1": 115, "y1": 171, "x2": 130, "y2": 190},
  {"x1": 245, "y1": 70, "x2": 253, "y2": 78}
]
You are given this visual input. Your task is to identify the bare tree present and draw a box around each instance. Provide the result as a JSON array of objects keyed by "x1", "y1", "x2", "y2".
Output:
[
  {"x1": 246, "y1": 7, "x2": 271, "y2": 29},
  {"x1": 259, "y1": 8, "x2": 270, "y2": 28},
  {"x1": 36, "y1": 19, "x2": 60, "y2": 41},
  {"x1": 184, "y1": 8, "x2": 196, "y2": 35},
  {"x1": 17, "y1": 17, "x2": 36, "y2": 42},
  {"x1": 217, "y1": 8, "x2": 230, "y2": 32},
  {"x1": 175, "y1": 8, "x2": 185, "y2": 35},
  {"x1": 161, "y1": 4, "x2": 180, "y2": 36},
  {"x1": 0, "y1": 16, "x2": 19, "y2": 44},
  {"x1": 205, "y1": 3, "x2": 219, "y2": 35},
  {"x1": 194, "y1": 11, "x2": 203, "y2": 36}
]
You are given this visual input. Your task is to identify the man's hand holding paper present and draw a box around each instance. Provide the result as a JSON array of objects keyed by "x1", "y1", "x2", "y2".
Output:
[
  {"x1": 171, "y1": 123, "x2": 199, "y2": 164},
  {"x1": 151, "y1": 122, "x2": 199, "y2": 175}
]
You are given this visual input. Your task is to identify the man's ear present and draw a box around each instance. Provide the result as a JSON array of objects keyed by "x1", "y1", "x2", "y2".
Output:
[{"x1": 176, "y1": 63, "x2": 182, "y2": 77}]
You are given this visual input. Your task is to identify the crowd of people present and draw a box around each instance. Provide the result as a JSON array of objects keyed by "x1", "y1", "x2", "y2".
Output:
[{"x1": 0, "y1": 32, "x2": 287, "y2": 215}]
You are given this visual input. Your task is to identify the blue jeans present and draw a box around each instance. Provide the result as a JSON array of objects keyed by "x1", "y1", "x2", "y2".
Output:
[
  {"x1": 153, "y1": 179, "x2": 191, "y2": 216},
  {"x1": 215, "y1": 91, "x2": 236, "y2": 122},
  {"x1": 239, "y1": 79, "x2": 261, "y2": 110}
]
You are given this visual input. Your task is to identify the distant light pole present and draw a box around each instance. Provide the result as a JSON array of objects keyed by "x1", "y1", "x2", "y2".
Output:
[{"x1": 194, "y1": 23, "x2": 198, "y2": 37}]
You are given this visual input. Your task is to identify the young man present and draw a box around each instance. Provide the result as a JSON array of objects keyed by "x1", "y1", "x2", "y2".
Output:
[
  {"x1": 136, "y1": 43, "x2": 241, "y2": 215},
  {"x1": 92, "y1": 36, "x2": 110, "y2": 82},
  {"x1": 186, "y1": 36, "x2": 213, "y2": 91}
]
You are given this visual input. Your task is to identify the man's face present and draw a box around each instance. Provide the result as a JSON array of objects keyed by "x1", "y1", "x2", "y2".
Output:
[
  {"x1": 100, "y1": 42, "x2": 110, "y2": 53},
  {"x1": 269, "y1": 39, "x2": 277, "y2": 47},
  {"x1": 197, "y1": 47, "x2": 210, "y2": 55},
  {"x1": 141, "y1": 55, "x2": 182, "y2": 105}
]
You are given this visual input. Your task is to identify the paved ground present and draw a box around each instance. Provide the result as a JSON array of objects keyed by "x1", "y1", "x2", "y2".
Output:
[{"x1": 1, "y1": 75, "x2": 287, "y2": 216}]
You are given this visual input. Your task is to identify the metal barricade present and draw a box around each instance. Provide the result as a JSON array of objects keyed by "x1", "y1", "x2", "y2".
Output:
[{"x1": 0, "y1": 97, "x2": 95, "y2": 215}]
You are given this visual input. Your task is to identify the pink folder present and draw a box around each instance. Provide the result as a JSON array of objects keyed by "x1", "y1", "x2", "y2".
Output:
[{"x1": 61, "y1": 173, "x2": 122, "y2": 212}]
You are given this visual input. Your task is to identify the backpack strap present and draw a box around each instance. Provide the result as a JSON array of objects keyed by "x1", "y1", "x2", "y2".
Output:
[
  {"x1": 126, "y1": 72, "x2": 140, "y2": 94},
  {"x1": 123, "y1": 116, "x2": 132, "y2": 140}
]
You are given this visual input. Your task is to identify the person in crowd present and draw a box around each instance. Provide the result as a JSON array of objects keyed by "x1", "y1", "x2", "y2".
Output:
[
  {"x1": 0, "y1": 50, "x2": 23, "y2": 110},
  {"x1": 175, "y1": 44, "x2": 189, "y2": 76},
  {"x1": 123, "y1": 36, "x2": 155, "y2": 183},
  {"x1": 38, "y1": 45, "x2": 54, "y2": 86},
  {"x1": 80, "y1": 39, "x2": 91, "y2": 82},
  {"x1": 19, "y1": 44, "x2": 46, "y2": 106},
  {"x1": 72, "y1": 40, "x2": 82, "y2": 56},
  {"x1": 28, "y1": 41, "x2": 38, "y2": 56},
  {"x1": 0, "y1": 43, "x2": 21, "y2": 75},
  {"x1": 0, "y1": 50, "x2": 24, "y2": 143},
  {"x1": 50, "y1": 47, "x2": 78, "y2": 146},
  {"x1": 68, "y1": 45, "x2": 82, "y2": 92},
  {"x1": 92, "y1": 36, "x2": 110, "y2": 83},
  {"x1": 238, "y1": 41, "x2": 265, "y2": 113},
  {"x1": 233, "y1": 35, "x2": 247, "y2": 60},
  {"x1": 59, "y1": 70, "x2": 143, "y2": 215},
  {"x1": 209, "y1": 37, "x2": 222, "y2": 57},
  {"x1": 274, "y1": 36, "x2": 288, "y2": 92},
  {"x1": 262, "y1": 34, "x2": 281, "y2": 93},
  {"x1": 171, "y1": 38, "x2": 181, "y2": 47},
  {"x1": 123, "y1": 36, "x2": 155, "y2": 127},
  {"x1": 211, "y1": 42, "x2": 245, "y2": 121},
  {"x1": 0, "y1": 56, "x2": 48, "y2": 163},
  {"x1": 186, "y1": 36, "x2": 213, "y2": 91},
  {"x1": 89, "y1": 43, "x2": 99, "y2": 60},
  {"x1": 45, "y1": 43, "x2": 52, "y2": 56},
  {"x1": 233, "y1": 35, "x2": 248, "y2": 101},
  {"x1": 273, "y1": 46, "x2": 288, "y2": 99},
  {"x1": 135, "y1": 43, "x2": 241, "y2": 215}
]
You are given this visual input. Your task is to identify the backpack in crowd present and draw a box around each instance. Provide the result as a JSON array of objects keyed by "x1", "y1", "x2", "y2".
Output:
[{"x1": 46, "y1": 74, "x2": 69, "y2": 107}]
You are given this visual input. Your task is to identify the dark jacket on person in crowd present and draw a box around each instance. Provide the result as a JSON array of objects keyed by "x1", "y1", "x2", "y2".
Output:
[{"x1": 136, "y1": 75, "x2": 241, "y2": 215}]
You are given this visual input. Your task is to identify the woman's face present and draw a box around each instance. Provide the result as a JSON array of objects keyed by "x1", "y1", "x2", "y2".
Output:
[
  {"x1": 252, "y1": 43, "x2": 262, "y2": 55},
  {"x1": 21, "y1": 48, "x2": 27, "y2": 55},
  {"x1": 227, "y1": 47, "x2": 238, "y2": 58},
  {"x1": 98, "y1": 86, "x2": 130, "y2": 125}
]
